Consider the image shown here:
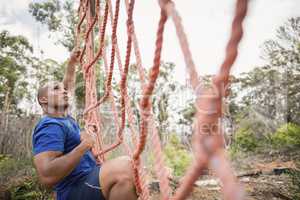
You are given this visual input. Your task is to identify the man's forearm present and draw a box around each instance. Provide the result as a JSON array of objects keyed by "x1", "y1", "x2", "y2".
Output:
[
  {"x1": 43, "y1": 144, "x2": 88, "y2": 186},
  {"x1": 63, "y1": 60, "x2": 77, "y2": 92}
]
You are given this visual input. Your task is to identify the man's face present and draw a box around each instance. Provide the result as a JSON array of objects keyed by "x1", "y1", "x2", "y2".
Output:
[{"x1": 42, "y1": 82, "x2": 69, "y2": 109}]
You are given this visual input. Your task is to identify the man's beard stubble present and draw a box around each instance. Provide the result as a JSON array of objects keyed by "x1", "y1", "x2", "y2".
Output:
[{"x1": 54, "y1": 103, "x2": 69, "y2": 112}]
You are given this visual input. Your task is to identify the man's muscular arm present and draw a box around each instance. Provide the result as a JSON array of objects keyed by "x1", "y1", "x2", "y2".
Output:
[
  {"x1": 62, "y1": 49, "x2": 81, "y2": 93},
  {"x1": 33, "y1": 131, "x2": 95, "y2": 188}
]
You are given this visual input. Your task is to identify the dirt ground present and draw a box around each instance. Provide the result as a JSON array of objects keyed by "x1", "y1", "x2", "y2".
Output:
[
  {"x1": 149, "y1": 150, "x2": 299, "y2": 200},
  {"x1": 149, "y1": 174, "x2": 294, "y2": 200}
]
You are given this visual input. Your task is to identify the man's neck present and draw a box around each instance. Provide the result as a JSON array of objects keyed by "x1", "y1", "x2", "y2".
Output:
[{"x1": 43, "y1": 107, "x2": 68, "y2": 118}]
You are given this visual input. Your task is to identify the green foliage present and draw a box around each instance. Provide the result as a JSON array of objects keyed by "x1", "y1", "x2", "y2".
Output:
[
  {"x1": 151, "y1": 62, "x2": 177, "y2": 136},
  {"x1": 29, "y1": 0, "x2": 61, "y2": 31},
  {"x1": 220, "y1": 17, "x2": 300, "y2": 130},
  {"x1": 29, "y1": 0, "x2": 77, "y2": 51},
  {"x1": 271, "y1": 123, "x2": 300, "y2": 149},
  {"x1": 31, "y1": 58, "x2": 64, "y2": 85},
  {"x1": 0, "y1": 154, "x2": 53, "y2": 200},
  {"x1": 230, "y1": 127, "x2": 260, "y2": 154},
  {"x1": 178, "y1": 101, "x2": 195, "y2": 126},
  {"x1": 237, "y1": 66, "x2": 282, "y2": 118},
  {"x1": 287, "y1": 169, "x2": 300, "y2": 200},
  {"x1": 230, "y1": 122, "x2": 300, "y2": 156},
  {"x1": 0, "y1": 31, "x2": 33, "y2": 112},
  {"x1": 0, "y1": 155, "x2": 32, "y2": 184},
  {"x1": 0, "y1": 155, "x2": 17, "y2": 173},
  {"x1": 9, "y1": 177, "x2": 53, "y2": 200},
  {"x1": 74, "y1": 64, "x2": 105, "y2": 109},
  {"x1": 163, "y1": 134, "x2": 192, "y2": 177},
  {"x1": 236, "y1": 17, "x2": 300, "y2": 124}
]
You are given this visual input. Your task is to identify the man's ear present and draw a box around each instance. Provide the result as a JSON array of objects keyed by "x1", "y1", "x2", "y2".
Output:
[{"x1": 39, "y1": 96, "x2": 48, "y2": 104}]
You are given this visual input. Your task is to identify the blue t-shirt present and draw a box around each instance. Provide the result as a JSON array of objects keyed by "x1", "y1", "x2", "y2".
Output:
[{"x1": 32, "y1": 115, "x2": 97, "y2": 200}]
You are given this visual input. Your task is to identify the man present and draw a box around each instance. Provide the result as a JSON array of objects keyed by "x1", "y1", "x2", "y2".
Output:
[{"x1": 32, "y1": 49, "x2": 138, "y2": 200}]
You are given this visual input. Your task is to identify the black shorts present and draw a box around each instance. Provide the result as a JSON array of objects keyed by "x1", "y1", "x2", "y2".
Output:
[{"x1": 67, "y1": 166, "x2": 106, "y2": 200}]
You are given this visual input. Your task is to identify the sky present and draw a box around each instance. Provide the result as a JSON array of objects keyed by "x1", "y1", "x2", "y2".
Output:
[{"x1": 0, "y1": 0, "x2": 300, "y2": 83}]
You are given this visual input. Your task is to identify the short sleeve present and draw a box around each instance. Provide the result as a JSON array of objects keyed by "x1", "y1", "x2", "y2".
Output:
[{"x1": 33, "y1": 123, "x2": 65, "y2": 155}]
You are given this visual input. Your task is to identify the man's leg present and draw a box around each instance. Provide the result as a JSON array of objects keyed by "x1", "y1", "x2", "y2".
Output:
[{"x1": 99, "y1": 156, "x2": 138, "y2": 200}]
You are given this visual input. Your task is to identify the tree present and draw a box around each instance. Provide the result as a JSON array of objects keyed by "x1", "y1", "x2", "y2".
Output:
[
  {"x1": 126, "y1": 62, "x2": 182, "y2": 143},
  {"x1": 152, "y1": 62, "x2": 177, "y2": 136},
  {"x1": 237, "y1": 17, "x2": 300, "y2": 126},
  {"x1": 0, "y1": 31, "x2": 33, "y2": 113},
  {"x1": 29, "y1": 0, "x2": 76, "y2": 51},
  {"x1": 262, "y1": 17, "x2": 300, "y2": 124}
]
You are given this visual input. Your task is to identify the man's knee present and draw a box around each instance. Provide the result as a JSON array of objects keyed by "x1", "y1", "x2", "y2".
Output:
[
  {"x1": 114, "y1": 157, "x2": 136, "y2": 193},
  {"x1": 115, "y1": 173, "x2": 134, "y2": 188},
  {"x1": 115, "y1": 156, "x2": 134, "y2": 178},
  {"x1": 102, "y1": 156, "x2": 134, "y2": 179},
  {"x1": 99, "y1": 156, "x2": 139, "y2": 199}
]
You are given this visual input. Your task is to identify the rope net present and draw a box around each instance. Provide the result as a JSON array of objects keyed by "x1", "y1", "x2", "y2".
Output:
[{"x1": 75, "y1": 0, "x2": 249, "y2": 199}]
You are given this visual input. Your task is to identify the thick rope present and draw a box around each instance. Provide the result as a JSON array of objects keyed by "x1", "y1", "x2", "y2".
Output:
[
  {"x1": 218, "y1": 0, "x2": 248, "y2": 88},
  {"x1": 84, "y1": 1, "x2": 109, "y2": 73},
  {"x1": 82, "y1": 0, "x2": 137, "y2": 160},
  {"x1": 83, "y1": 2, "x2": 115, "y2": 116},
  {"x1": 124, "y1": 0, "x2": 147, "y2": 87},
  {"x1": 131, "y1": 7, "x2": 169, "y2": 198},
  {"x1": 81, "y1": 0, "x2": 101, "y2": 72},
  {"x1": 172, "y1": 0, "x2": 248, "y2": 199},
  {"x1": 75, "y1": 0, "x2": 89, "y2": 50},
  {"x1": 87, "y1": 0, "x2": 123, "y2": 157},
  {"x1": 108, "y1": 0, "x2": 152, "y2": 198},
  {"x1": 133, "y1": 8, "x2": 167, "y2": 161},
  {"x1": 102, "y1": 43, "x2": 133, "y2": 157},
  {"x1": 163, "y1": 2, "x2": 199, "y2": 90},
  {"x1": 123, "y1": 0, "x2": 172, "y2": 198},
  {"x1": 82, "y1": 0, "x2": 105, "y2": 163},
  {"x1": 107, "y1": 0, "x2": 139, "y2": 148}
]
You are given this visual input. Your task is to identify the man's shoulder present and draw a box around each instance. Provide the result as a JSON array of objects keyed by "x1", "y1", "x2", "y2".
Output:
[
  {"x1": 34, "y1": 116, "x2": 67, "y2": 134},
  {"x1": 36, "y1": 116, "x2": 63, "y2": 126},
  {"x1": 32, "y1": 116, "x2": 67, "y2": 155}
]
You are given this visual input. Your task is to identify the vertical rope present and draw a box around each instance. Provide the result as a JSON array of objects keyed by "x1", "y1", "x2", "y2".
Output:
[
  {"x1": 108, "y1": 0, "x2": 124, "y2": 73},
  {"x1": 123, "y1": 0, "x2": 171, "y2": 198},
  {"x1": 162, "y1": 1, "x2": 199, "y2": 90},
  {"x1": 83, "y1": 0, "x2": 118, "y2": 114},
  {"x1": 86, "y1": 0, "x2": 124, "y2": 156},
  {"x1": 103, "y1": 44, "x2": 133, "y2": 157},
  {"x1": 172, "y1": 0, "x2": 248, "y2": 199},
  {"x1": 75, "y1": 0, "x2": 89, "y2": 50},
  {"x1": 85, "y1": 1, "x2": 109, "y2": 73},
  {"x1": 133, "y1": 8, "x2": 167, "y2": 161},
  {"x1": 132, "y1": 8, "x2": 168, "y2": 198},
  {"x1": 124, "y1": 0, "x2": 147, "y2": 88},
  {"x1": 83, "y1": 0, "x2": 105, "y2": 163},
  {"x1": 217, "y1": 0, "x2": 248, "y2": 89}
]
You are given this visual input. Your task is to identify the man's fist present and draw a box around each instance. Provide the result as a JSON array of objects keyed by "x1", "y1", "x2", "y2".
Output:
[
  {"x1": 80, "y1": 130, "x2": 96, "y2": 151},
  {"x1": 69, "y1": 49, "x2": 81, "y2": 64}
]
